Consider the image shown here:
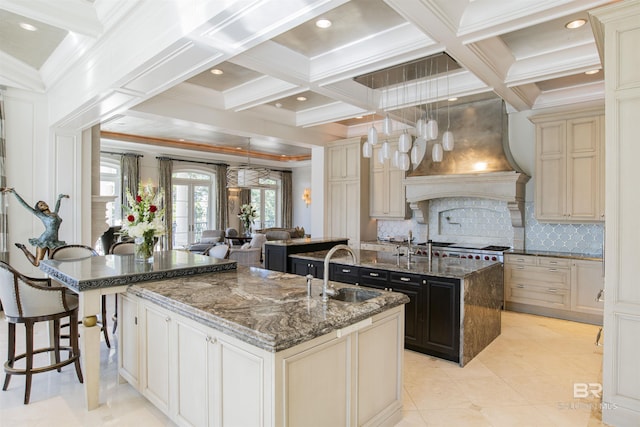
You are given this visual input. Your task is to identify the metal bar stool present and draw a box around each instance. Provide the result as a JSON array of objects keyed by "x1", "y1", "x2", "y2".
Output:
[{"x1": 0, "y1": 260, "x2": 83, "y2": 404}]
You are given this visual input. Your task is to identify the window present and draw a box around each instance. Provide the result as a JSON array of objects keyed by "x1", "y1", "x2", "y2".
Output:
[
  {"x1": 172, "y1": 170, "x2": 215, "y2": 248},
  {"x1": 249, "y1": 176, "x2": 280, "y2": 229},
  {"x1": 100, "y1": 156, "x2": 122, "y2": 226}
]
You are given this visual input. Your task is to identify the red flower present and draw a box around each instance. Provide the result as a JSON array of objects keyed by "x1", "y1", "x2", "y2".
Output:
[
  {"x1": 127, "y1": 215, "x2": 135, "y2": 222},
  {"x1": 149, "y1": 205, "x2": 157, "y2": 213},
  {"x1": 136, "y1": 195, "x2": 142, "y2": 203}
]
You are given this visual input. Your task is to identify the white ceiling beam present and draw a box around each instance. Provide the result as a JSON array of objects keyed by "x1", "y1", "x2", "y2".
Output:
[
  {"x1": 532, "y1": 80, "x2": 604, "y2": 110},
  {"x1": 0, "y1": 0, "x2": 103, "y2": 37},
  {"x1": 296, "y1": 101, "x2": 367, "y2": 127},
  {"x1": 225, "y1": 75, "x2": 304, "y2": 111},
  {"x1": 0, "y1": 51, "x2": 45, "y2": 92}
]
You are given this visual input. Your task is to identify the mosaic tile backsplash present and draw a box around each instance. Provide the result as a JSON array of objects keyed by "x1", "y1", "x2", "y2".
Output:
[{"x1": 377, "y1": 198, "x2": 604, "y2": 256}]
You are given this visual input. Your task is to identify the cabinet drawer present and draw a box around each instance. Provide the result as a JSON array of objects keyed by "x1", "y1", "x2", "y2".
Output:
[
  {"x1": 389, "y1": 272, "x2": 423, "y2": 287},
  {"x1": 504, "y1": 254, "x2": 536, "y2": 265},
  {"x1": 507, "y1": 283, "x2": 570, "y2": 309},
  {"x1": 331, "y1": 263, "x2": 359, "y2": 285},
  {"x1": 537, "y1": 257, "x2": 570, "y2": 268},
  {"x1": 506, "y1": 264, "x2": 570, "y2": 289},
  {"x1": 359, "y1": 268, "x2": 389, "y2": 286}
]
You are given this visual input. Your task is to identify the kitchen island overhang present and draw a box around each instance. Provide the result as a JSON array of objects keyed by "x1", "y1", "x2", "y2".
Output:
[{"x1": 119, "y1": 264, "x2": 409, "y2": 427}]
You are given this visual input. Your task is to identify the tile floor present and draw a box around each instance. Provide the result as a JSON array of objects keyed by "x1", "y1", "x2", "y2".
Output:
[{"x1": 0, "y1": 309, "x2": 608, "y2": 426}]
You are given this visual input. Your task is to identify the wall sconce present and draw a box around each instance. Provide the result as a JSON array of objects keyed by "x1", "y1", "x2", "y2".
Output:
[{"x1": 302, "y1": 188, "x2": 311, "y2": 206}]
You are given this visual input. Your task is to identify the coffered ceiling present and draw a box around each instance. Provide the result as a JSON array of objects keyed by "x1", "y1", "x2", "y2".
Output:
[{"x1": 0, "y1": 0, "x2": 612, "y2": 164}]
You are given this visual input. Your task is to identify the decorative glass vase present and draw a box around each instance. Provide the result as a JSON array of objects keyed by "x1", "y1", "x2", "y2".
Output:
[
  {"x1": 134, "y1": 235, "x2": 154, "y2": 263},
  {"x1": 243, "y1": 222, "x2": 252, "y2": 237}
]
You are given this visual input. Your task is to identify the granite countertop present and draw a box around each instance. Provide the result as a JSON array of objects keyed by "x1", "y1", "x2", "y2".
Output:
[
  {"x1": 290, "y1": 249, "x2": 500, "y2": 279},
  {"x1": 128, "y1": 266, "x2": 409, "y2": 352},
  {"x1": 264, "y1": 237, "x2": 348, "y2": 246},
  {"x1": 506, "y1": 249, "x2": 603, "y2": 261},
  {"x1": 39, "y1": 250, "x2": 237, "y2": 291}
]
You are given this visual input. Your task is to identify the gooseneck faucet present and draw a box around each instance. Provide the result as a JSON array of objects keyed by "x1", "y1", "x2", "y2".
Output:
[{"x1": 322, "y1": 244, "x2": 358, "y2": 302}]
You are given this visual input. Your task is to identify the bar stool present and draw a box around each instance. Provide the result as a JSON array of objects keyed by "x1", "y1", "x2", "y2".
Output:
[
  {"x1": 0, "y1": 260, "x2": 83, "y2": 404},
  {"x1": 49, "y1": 244, "x2": 111, "y2": 348}
]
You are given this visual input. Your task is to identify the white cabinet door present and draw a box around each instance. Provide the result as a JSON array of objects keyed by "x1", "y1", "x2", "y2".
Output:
[
  {"x1": 174, "y1": 318, "x2": 211, "y2": 427},
  {"x1": 567, "y1": 116, "x2": 601, "y2": 221},
  {"x1": 571, "y1": 259, "x2": 604, "y2": 316},
  {"x1": 357, "y1": 309, "x2": 403, "y2": 426},
  {"x1": 281, "y1": 336, "x2": 350, "y2": 427},
  {"x1": 140, "y1": 303, "x2": 172, "y2": 414},
  {"x1": 118, "y1": 294, "x2": 139, "y2": 388},
  {"x1": 535, "y1": 120, "x2": 567, "y2": 221}
]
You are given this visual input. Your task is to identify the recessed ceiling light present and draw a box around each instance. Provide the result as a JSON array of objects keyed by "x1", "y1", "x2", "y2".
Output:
[
  {"x1": 296, "y1": 96, "x2": 307, "y2": 101},
  {"x1": 236, "y1": 147, "x2": 243, "y2": 150},
  {"x1": 281, "y1": 154, "x2": 286, "y2": 157},
  {"x1": 565, "y1": 19, "x2": 587, "y2": 29},
  {"x1": 275, "y1": 102, "x2": 282, "y2": 108},
  {"x1": 210, "y1": 68, "x2": 224, "y2": 75},
  {"x1": 179, "y1": 138, "x2": 185, "y2": 142},
  {"x1": 448, "y1": 97, "x2": 458, "y2": 102},
  {"x1": 585, "y1": 69, "x2": 600, "y2": 75},
  {"x1": 355, "y1": 115, "x2": 363, "y2": 119},
  {"x1": 19, "y1": 22, "x2": 37, "y2": 31},
  {"x1": 315, "y1": 19, "x2": 332, "y2": 29}
]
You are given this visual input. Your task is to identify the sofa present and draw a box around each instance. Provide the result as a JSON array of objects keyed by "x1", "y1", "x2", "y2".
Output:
[{"x1": 255, "y1": 227, "x2": 305, "y2": 239}]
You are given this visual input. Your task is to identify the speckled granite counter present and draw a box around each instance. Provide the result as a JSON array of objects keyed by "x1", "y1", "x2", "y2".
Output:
[
  {"x1": 291, "y1": 248, "x2": 500, "y2": 279},
  {"x1": 127, "y1": 266, "x2": 409, "y2": 352},
  {"x1": 40, "y1": 250, "x2": 237, "y2": 291},
  {"x1": 264, "y1": 237, "x2": 348, "y2": 246},
  {"x1": 506, "y1": 249, "x2": 602, "y2": 261}
]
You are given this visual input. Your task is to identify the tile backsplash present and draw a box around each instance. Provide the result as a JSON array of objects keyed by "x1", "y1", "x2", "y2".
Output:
[{"x1": 377, "y1": 198, "x2": 604, "y2": 256}]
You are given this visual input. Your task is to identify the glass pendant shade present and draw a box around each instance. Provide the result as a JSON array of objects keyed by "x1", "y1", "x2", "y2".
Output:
[
  {"x1": 442, "y1": 130, "x2": 455, "y2": 151},
  {"x1": 392, "y1": 150, "x2": 400, "y2": 168},
  {"x1": 362, "y1": 141, "x2": 372, "y2": 158},
  {"x1": 427, "y1": 118, "x2": 438, "y2": 140},
  {"x1": 432, "y1": 142, "x2": 443, "y2": 162},
  {"x1": 411, "y1": 137, "x2": 426, "y2": 165},
  {"x1": 383, "y1": 114, "x2": 392, "y2": 135},
  {"x1": 377, "y1": 147, "x2": 385, "y2": 164},
  {"x1": 381, "y1": 140, "x2": 391, "y2": 159},
  {"x1": 398, "y1": 132, "x2": 412, "y2": 153},
  {"x1": 398, "y1": 153, "x2": 410, "y2": 171},
  {"x1": 415, "y1": 118, "x2": 425, "y2": 137},
  {"x1": 368, "y1": 125, "x2": 378, "y2": 145}
]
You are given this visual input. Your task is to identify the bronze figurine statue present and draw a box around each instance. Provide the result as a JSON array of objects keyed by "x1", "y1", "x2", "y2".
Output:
[{"x1": 1, "y1": 188, "x2": 69, "y2": 266}]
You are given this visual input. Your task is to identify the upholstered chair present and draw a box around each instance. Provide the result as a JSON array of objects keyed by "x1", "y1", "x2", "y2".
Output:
[
  {"x1": 228, "y1": 233, "x2": 266, "y2": 266},
  {"x1": 265, "y1": 230, "x2": 291, "y2": 241},
  {"x1": 0, "y1": 261, "x2": 83, "y2": 404},
  {"x1": 109, "y1": 241, "x2": 135, "y2": 254},
  {"x1": 49, "y1": 244, "x2": 111, "y2": 348}
]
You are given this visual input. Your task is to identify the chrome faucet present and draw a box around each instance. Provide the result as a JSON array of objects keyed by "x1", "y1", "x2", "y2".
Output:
[
  {"x1": 322, "y1": 244, "x2": 358, "y2": 302},
  {"x1": 406, "y1": 231, "x2": 414, "y2": 268}
]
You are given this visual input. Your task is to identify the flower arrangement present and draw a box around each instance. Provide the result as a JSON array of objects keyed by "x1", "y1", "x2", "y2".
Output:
[
  {"x1": 237, "y1": 204, "x2": 257, "y2": 235},
  {"x1": 121, "y1": 181, "x2": 166, "y2": 261}
]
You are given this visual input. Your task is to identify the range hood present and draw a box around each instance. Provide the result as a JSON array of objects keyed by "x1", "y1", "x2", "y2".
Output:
[{"x1": 404, "y1": 98, "x2": 530, "y2": 247}]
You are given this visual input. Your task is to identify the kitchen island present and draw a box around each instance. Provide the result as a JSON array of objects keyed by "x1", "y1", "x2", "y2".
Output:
[
  {"x1": 290, "y1": 249, "x2": 504, "y2": 366},
  {"x1": 263, "y1": 236, "x2": 348, "y2": 273},
  {"x1": 120, "y1": 265, "x2": 409, "y2": 427}
]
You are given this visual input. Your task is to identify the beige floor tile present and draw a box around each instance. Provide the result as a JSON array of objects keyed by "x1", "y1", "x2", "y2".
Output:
[
  {"x1": 454, "y1": 376, "x2": 528, "y2": 407},
  {"x1": 420, "y1": 407, "x2": 492, "y2": 427},
  {"x1": 405, "y1": 378, "x2": 473, "y2": 410},
  {"x1": 394, "y1": 410, "x2": 428, "y2": 427},
  {"x1": 481, "y1": 404, "x2": 556, "y2": 427}
]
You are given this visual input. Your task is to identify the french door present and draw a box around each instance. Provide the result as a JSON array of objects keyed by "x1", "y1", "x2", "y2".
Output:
[
  {"x1": 172, "y1": 172, "x2": 214, "y2": 247},
  {"x1": 250, "y1": 187, "x2": 278, "y2": 229}
]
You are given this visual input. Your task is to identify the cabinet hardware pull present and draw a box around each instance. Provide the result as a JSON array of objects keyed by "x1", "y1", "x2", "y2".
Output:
[
  {"x1": 369, "y1": 272, "x2": 379, "y2": 277},
  {"x1": 400, "y1": 277, "x2": 411, "y2": 282},
  {"x1": 342, "y1": 269, "x2": 351, "y2": 273},
  {"x1": 422, "y1": 280, "x2": 426, "y2": 284},
  {"x1": 516, "y1": 258, "x2": 525, "y2": 262},
  {"x1": 548, "y1": 268, "x2": 558, "y2": 272},
  {"x1": 165, "y1": 316, "x2": 170, "y2": 322},
  {"x1": 134, "y1": 316, "x2": 137, "y2": 325},
  {"x1": 516, "y1": 284, "x2": 525, "y2": 288},
  {"x1": 206, "y1": 336, "x2": 217, "y2": 344},
  {"x1": 596, "y1": 289, "x2": 604, "y2": 302},
  {"x1": 549, "y1": 261, "x2": 557, "y2": 264},
  {"x1": 516, "y1": 266, "x2": 525, "y2": 270},
  {"x1": 547, "y1": 288, "x2": 558, "y2": 292},
  {"x1": 595, "y1": 328, "x2": 603, "y2": 346}
]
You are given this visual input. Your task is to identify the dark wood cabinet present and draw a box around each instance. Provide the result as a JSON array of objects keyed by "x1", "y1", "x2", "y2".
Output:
[
  {"x1": 330, "y1": 263, "x2": 360, "y2": 284},
  {"x1": 264, "y1": 239, "x2": 348, "y2": 273},
  {"x1": 290, "y1": 258, "x2": 324, "y2": 279},
  {"x1": 421, "y1": 277, "x2": 460, "y2": 362},
  {"x1": 388, "y1": 272, "x2": 423, "y2": 350}
]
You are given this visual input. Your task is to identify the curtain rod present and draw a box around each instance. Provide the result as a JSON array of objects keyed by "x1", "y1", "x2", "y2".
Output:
[
  {"x1": 100, "y1": 151, "x2": 143, "y2": 157},
  {"x1": 155, "y1": 156, "x2": 227, "y2": 167}
]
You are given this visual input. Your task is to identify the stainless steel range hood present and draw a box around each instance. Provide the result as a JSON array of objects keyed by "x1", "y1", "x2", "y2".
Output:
[{"x1": 404, "y1": 97, "x2": 530, "y2": 248}]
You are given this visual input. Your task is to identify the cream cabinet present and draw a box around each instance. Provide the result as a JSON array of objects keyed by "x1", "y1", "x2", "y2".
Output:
[
  {"x1": 531, "y1": 109, "x2": 604, "y2": 222},
  {"x1": 504, "y1": 254, "x2": 603, "y2": 325},
  {"x1": 370, "y1": 142, "x2": 409, "y2": 219},
  {"x1": 121, "y1": 293, "x2": 404, "y2": 427},
  {"x1": 570, "y1": 259, "x2": 604, "y2": 316},
  {"x1": 118, "y1": 294, "x2": 139, "y2": 389},
  {"x1": 326, "y1": 137, "x2": 376, "y2": 248}
]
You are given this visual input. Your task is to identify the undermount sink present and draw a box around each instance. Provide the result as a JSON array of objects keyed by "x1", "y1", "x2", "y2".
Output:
[{"x1": 328, "y1": 287, "x2": 381, "y2": 303}]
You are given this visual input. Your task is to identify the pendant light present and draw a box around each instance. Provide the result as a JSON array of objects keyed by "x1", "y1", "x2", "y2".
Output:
[
  {"x1": 442, "y1": 58, "x2": 455, "y2": 151},
  {"x1": 432, "y1": 140, "x2": 443, "y2": 162},
  {"x1": 362, "y1": 140, "x2": 372, "y2": 158},
  {"x1": 226, "y1": 138, "x2": 271, "y2": 188},
  {"x1": 382, "y1": 72, "x2": 392, "y2": 135},
  {"x1": 368, "y1": 75, "x2": 378, "y2": 145},
  {"x1": 377, "y1": 146, "x2": 385, "y2": 164},
  {"x1": 381, "y1": 140, "x2": 391, "y2": 159}
]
